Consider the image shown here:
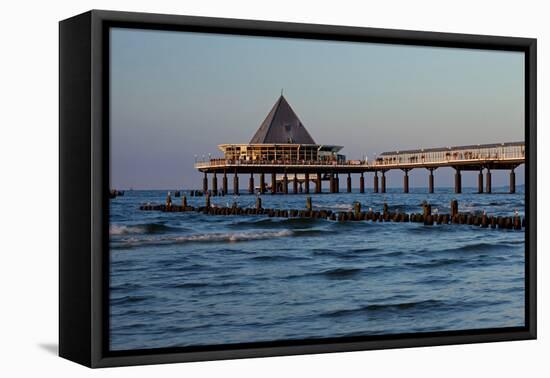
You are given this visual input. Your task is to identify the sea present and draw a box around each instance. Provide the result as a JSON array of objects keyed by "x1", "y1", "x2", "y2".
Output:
[{"x1": 109, "y1": 187, "x2": 525, "y2": 351}]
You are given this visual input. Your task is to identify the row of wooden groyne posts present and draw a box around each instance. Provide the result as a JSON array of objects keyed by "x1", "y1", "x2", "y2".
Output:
[{"x1": 139, "y1": 193, "x2": 525, "y2": 231}]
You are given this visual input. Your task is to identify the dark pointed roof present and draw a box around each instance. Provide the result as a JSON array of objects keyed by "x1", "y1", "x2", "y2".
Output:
[{"x1": 250, "y1": 95, "x2": 316, "y2": 144}]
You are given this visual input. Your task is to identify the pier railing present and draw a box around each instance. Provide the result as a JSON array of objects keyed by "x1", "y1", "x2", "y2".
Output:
[
  {"x1": 195, "y1": 142, "x2": 525, "y2": 170},
  {"x1": 194, "y1": 159, "x2": 368, "y2": 169},
  {"x1": 373, "y1": 143, "x2": 525, "y2": 168}
]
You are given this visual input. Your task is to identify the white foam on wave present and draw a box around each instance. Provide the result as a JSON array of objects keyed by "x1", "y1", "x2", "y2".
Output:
[
  {"x1": 175, "y1": 229, "x2": 293, "y2": 242},
  {"x1": 110, "y1": 224, "x2": 146, "y2": 235},
  {"x1": 112, "y1": 229, "x2": 294, "y2": 249},
  {"x1": 315, "y1": 203, "x2": 352, "y2": 210}
]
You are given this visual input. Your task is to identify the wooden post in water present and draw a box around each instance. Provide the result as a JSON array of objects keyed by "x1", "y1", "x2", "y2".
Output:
[
  {"x1": 454, "y1": 168, "x2": 462, "y2": 194},
  {"x1": 205, "y1": 192, "x2": 211, "y2": 208},
  {"x1": 510, "y1": 168, "x2": 516, "y2": 194},
  {"x1": 354, "y1": 202, "x2": 361, "y2": 218},
  {"x1": 260, "y1": 173, "x2": 265, "y2": 194},
  {"x1": 271, "y1": 172, "x2": 277, "y2": 194},
  {"x1": 335, "y1": 173, "x2": 340, "y2": 193},
  {"x1": 293, "y1": 173, "x2": 298, "y2": 194},
  {"x1": 381, "y1": 172, "x2": 386, "y2": 193},
  {"x1": 347, "y1": 173, "x2": 352, "y2": 193},
  {"x1": 233, "y1": 172, "x2": 239, "y2": 195},
  {"x1": 383, "y1": 202, "x2": 389, "y2": 215},
  {"x1": 486, "y1": 168, "x2": 492, "y2": 194},
  {"x1": 478, "y1": 169, "x2": 483, "y2": 194},
  {"x1": 360, "y1": 172, "x2": 365, "y2": 193},
  {"x1": 423, "y1": 203, "x2": 432, "y2": 218},
  {"x1": 306, "y1": 196, "x2": 312, "y2": 210},
  {"x1": 450, "y1": 199, "x2": 458, "y2": 217},
  {"x1": 283, "y1": 173, "x2": 288, "y2": 194},
  {"x1": 182, "y1": 193, "x2": 187, "y2": 207},
  {"x1": 166, "y1": 192, "x2": 172, "y2": 209},
  {"x1": 403, "y1": 169, "x2": 409, "y2": 193},
  {"x1": 428, "y1": 168, "x2": 435, "y2": 193},
  {"x1": 203, "y1": 172, "x2": 208, "y2": 193},
  {"x1": 256, "y1": 196, "x2": 262, "y2": 210},
  {"x1": 304, "y1": 173, "x2": 310, "y2": 194},
  {"x1": 374, "y1": 172, "x2": 379, "y2": 193},
  {"x1": 248, "y1": 173, "x2": 254, "y2": 194},
  {"x1": 222, "y1": 171, "x2": 228, "y2": 195},
  {"x1": 513, "y1": 212, "x2": 521, "y2": 229},
  {"x1": 212, "y1": 173, "x2": 218, "y2": 196},
  {"x1": 330, "y1": 173, "x2": 335, "y2": 193}
]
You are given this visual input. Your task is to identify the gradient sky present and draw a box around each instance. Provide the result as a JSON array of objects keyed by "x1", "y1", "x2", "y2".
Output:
[{"x1": 110, "y1": 27, "x2": 525, "y2": 190}]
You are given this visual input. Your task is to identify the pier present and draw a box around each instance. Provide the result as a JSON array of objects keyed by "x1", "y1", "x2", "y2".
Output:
[{"x1": 194, "y1": 95, "x2": 525, "y2": 195}]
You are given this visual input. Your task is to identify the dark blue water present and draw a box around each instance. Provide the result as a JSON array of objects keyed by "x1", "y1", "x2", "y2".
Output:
[{"x1": 109, "y1": 187, "x2": 525, "y2": 351}]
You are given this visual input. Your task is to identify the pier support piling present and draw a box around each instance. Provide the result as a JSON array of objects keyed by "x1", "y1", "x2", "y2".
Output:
[
  {"x1": 486, "y1": 168, "x2": 492, "y2": 194},
  {"x1": 222, "y1": 172, "x2": 228, "y2": 195},
  {"x1": 260, "y1": 173, "x2": 265, "y2": 194},
  {"x1": 510, "y1": 169, "x2": 516, "y2": 194},
  {"x1": 428, "y1": 168, "x2": 435, "y2": 194},
  {"x1": 330, "y1": 173, "x2": 335, "y2": 193},
  {"x1": 316, "y1": 173, "x2": 322, "y2": 193},
  {"x1": 203, "y1": 172, "x2": 208, "y2": 193},
  {"x1": 336, "y1": 173, "x2": 340, "y2": 193},
  {"x1": 233, "y1": 172, "x2": 239, "y2": 195},
  {"x1": 283, "y1": 173, "x2": 288, "y2": 194},
  {"x1": 249, "y1": 173, "x2": 254, "y2": 194},
  {"x1": 305, "y1": 173, "x2": 310, "y2": 194},
  {"x1": 271, "y1": 172, "x2": 276, "y2": 194},
  {"x1": 478, "y1": 170, "x2": 483, "y2": 194},
  {"x1": 403, "y1": 170, "x2": 409, "y2": 193},
  {"x1": 347, "y1": 173, "x2": 352, "y2": 193},
  {"x1": 374, "y1": 172, "x2": 379, "y2": 193},
  {"x1": 381, "y1": 172, "x2": 386, "y2": 193},
  {"x1": 212, "y1": 173, "x2": 218, "y2": 196},
  {"x1": 293, "y1": 174, "x2": 298, "y2": 194},
  {"x1": 360, "y1": 173, "x2": 365, "y2": 193},
  {"x1": 454, "y1": 169, "x2": 462, "y2": 194}
]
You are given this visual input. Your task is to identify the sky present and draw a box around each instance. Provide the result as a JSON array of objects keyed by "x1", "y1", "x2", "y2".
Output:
[{"x1": 110, "y1": 27, "x2": 525, "y2": 190}]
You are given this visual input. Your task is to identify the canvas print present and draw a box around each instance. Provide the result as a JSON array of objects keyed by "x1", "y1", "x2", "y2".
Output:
[{"x1": 108, "y1": 28, "x2": 526, "y2": 351}]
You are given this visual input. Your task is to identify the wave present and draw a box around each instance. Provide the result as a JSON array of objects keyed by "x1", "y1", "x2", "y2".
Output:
[
  {"x1": 322, "y1": 267, "x2": 363, "y2": 278},
  {"x1": 316, "y1": 203, "x2": 352, "y2": 210},
  {"x1": 251, "y1": 254, "x2": 311, "y2": 262},
  {"x1": 405, "y1": 225, "x2": 459, "y2": 234},
  {"x1": 111, "y1": 229, "x2": 295, "y2": 249},
  {"x1": 286, "y1": 267, "x2": 364, "y2": 280},
  {"x1": 110, "y1": 223, "x2": 178, "y2": 236},
  {"x1": 229, "y1": 217, "x2": 324, "y2": 228},
  {"x1": 405, "y1": 258, "x2": 464, "y2": 269},
  {"x1": 322, "y1": 299, "x2": 443, "y2": 317},
  {"x1": 438, "y1": 242, "x2": 514, "y2": 254},
  {"x1": 110, "y1": 295, "x2": 153, "y2": 305},
  {"x1": 164, "y1": 280, "x2": 247, "y2": 289}
]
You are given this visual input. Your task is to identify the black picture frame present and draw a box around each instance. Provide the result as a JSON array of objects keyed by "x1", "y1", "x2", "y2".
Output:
[{"x1": 59, "y1": 9, "x2": 537, "y2": 368}]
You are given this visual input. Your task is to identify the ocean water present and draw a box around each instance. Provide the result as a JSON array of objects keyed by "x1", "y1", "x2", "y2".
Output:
[{"x1": 109, "y1": 187, "x2": 525, "y2": 351}]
